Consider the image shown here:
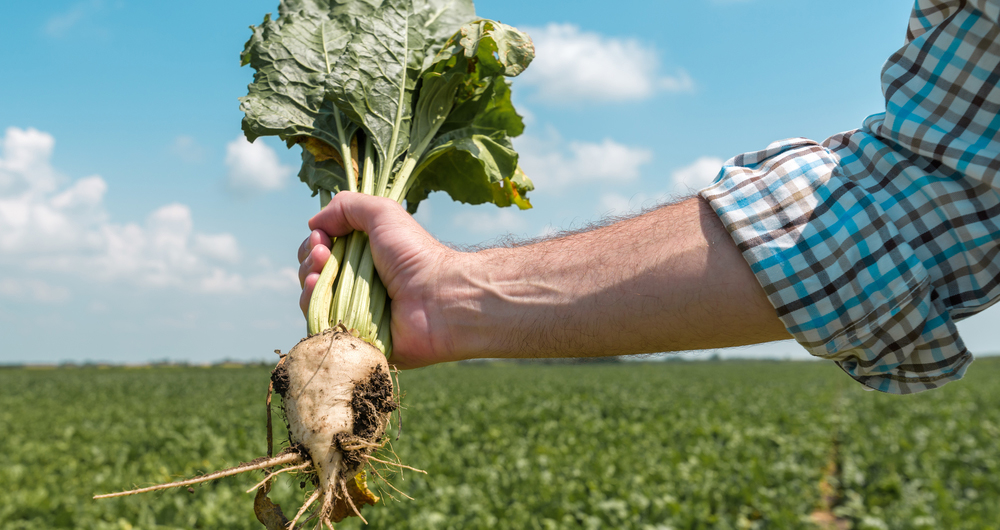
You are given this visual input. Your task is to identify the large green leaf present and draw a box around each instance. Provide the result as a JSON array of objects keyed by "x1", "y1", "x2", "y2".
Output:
[
  {"x1": 405, "y1": 127, "x2": 533, "y2": 212},
  {"x1": 323, "y1": 0, "x2": 473, "y2": 161},
  {"x1": 422, "y1": 19, "x2": 532, "y2": 140},
  {"x1": 402, "y1": 19, "x2": 534, "y2": 209},
  {"x1": 414, "y1": 0, "x2": 476, "y2": 69},
  {"x1": 239, "y1": 9, "x2": 356, "y2": 148},
  {"x1": 279, "y1": 0, "x2": 381, "y2": 18},
  {"x1": 326, "y1": 0, "x2": 420, "y2": 166},
  {"x1": 241, "y1": 0, "x2": 534, "y2": 208},
  {"x1": 409, "y1": 70, "x2": 464, "y2": 155}
]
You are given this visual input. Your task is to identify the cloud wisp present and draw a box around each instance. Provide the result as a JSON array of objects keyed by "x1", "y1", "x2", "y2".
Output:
[
  {"x1": 225, "y1": 137, "x2": 293, "y2": 195},
  {"x1": 0, "y1": 127, "x2": 296, "y2": 303},
  {"x1": 437, "y1": 126, "x2": 654, "y2": 243},
  {"x1": 597, "y1": 156, "x2": 723, "y2": 216},
  {"x1": 513, "y1": 127, "x2": 654, "y2": 192},
  {"x1": 518, "y1": 23, "x2": 694, "y2": 104},
  {"x1": 671, "y1": 156, "x2": 724, "y2": 191}
]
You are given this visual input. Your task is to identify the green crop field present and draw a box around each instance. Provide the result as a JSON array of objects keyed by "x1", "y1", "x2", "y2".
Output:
[{"x1": 2, "y1": 358, "x2": 999, "y2": 529}]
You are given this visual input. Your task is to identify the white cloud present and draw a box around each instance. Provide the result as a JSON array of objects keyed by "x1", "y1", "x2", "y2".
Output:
[
  {"x1": 0, "y1": 127, "x2": 58, "y2": 194},
  {"x1": 537, "y1": 225, "x2": 560, "y2": 239},
  {"x1": 671, "y1": 156, "x2": 724, "y2": 191},
  {"x1": 598, "y1": 192, "x2": 654, "y2": 216},
  {"x1": 411, "y1": 200, "x2": 433, "y2": 226},
  {"x1": 514, "y1": 128, "x2": 653, "y2": 192},
  {"x1": 0, "y1": 127, "x2": 294, "y2": 301},
  {"x1": 200, "y1": 268, "x2": 245, "y2": 293},
  {"x1": 518, "y1": 23, "x2": 694, "y2": 103},
  {"x1": 193, "y1": 233, "x2": 242, "y2": 264},
  {"x1": 595, "y1": 157, "x2": 724, "y2": 217},
  {"x1": 225, "y1": 137, "x2": 292, "y2": 194},
  {"x1": 0, "y1": 128, "x2": 107, "y2": 254},
  {"x1": 248, "y1": 268, "x2": 299, "y2": 291}
]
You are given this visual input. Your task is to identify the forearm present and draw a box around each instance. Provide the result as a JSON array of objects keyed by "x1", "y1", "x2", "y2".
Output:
[{"x1": 439, "y1": 197, "x2": 791, "y2": 360}]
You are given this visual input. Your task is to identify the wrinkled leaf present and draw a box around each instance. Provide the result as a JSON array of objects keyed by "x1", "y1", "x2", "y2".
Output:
[
  {"x1": 327, "y1": 0, "x2": 420, "y2": 165},
  {"x1": 405, "y1": 127, "x2": 533, "y2": 212},
  {"x1": 402, "y1": 18, "x2": 533, "y2": 210},
  {"x1": 240, "y1": 9, "x2": 356, "y2": 150},
  {"x1": 242, "y1": 0, "x2": 535, "y2": 211},
  {"x1": 414, "y1": 0, "x2": 476, "y2": 62},
  {"x1": 330, "y1": 470, "x2": 380, "y2": 523},
  {"x1": 253, "y1": 480, "x2": 290, "y2": 530},
  {"x1": 429, "y1": 19, "x2": 534, "y2": 78}
]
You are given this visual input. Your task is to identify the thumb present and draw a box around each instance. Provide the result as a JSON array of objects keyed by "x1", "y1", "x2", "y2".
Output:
[{"x1": 308, "y1": 192, "x2": 408, "y2": 237}]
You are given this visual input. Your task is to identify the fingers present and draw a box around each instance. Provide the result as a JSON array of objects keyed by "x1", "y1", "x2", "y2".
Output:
[
  {"x1": 298, "y1": 243, "x2": 331, "y2": 288},
  {"x1": 298, "y1": 230, "x2": 332, "y2": 316},
  {"x1": 300, "y1": 271, "x2": 321, "y2": 317},
  {"x1": 298, "y1": 230, "x2": 332, "y2": 264}
]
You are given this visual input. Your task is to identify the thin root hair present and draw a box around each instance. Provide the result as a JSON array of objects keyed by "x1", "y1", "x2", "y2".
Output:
[
  {"x1": 93, "y1": 451, "x2": 304, "y2": 499},
  {"x1": 392, "y1": 366, "x2": 403, "y2": 440},
  {"x1": 367, "y1": 464, "x2": 414, "y2": 501},
  {"x1": 365, "y1": 455, "x2": 427, "y2": 474},
  {"x1": 288, "y1": 488, "x2": 322, "y2": 530},
  {"x1": 341, "y1": 478, "x2": 369, "y2": 525},
  {"x1": 246, "y1": 462, "x2": 312, "y2": 494}
]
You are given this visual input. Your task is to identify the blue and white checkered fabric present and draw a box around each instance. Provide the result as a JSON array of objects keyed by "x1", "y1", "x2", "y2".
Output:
[{"x1": 701, "y1": 0, "x2": 1000, "y2": 393}]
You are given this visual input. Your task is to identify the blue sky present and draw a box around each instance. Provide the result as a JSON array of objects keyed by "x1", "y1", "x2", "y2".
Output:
[{"x1": 5, "y1": 0, "x2": 995, "y2": 365}]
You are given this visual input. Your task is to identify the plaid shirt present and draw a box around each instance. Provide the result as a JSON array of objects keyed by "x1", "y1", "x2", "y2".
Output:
[{"x1": 701, "y1": 0, "x2": 1000, "y2": 394}]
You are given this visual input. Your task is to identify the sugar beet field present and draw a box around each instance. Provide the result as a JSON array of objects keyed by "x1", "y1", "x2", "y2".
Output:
[{"x1": 2, "y1": 359, "x2": 999, "y2": 529}]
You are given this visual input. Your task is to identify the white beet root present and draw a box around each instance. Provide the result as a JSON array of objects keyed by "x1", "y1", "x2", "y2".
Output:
[
  {"x1": 94, "y1": 327, "x2": 405, "y2": 529},
  {"x1": 271, "y1": 328, "x2": 399, "y2": 526},
  {"x1": 281, "y1": 329, "x2": 390, "y2": 490}
]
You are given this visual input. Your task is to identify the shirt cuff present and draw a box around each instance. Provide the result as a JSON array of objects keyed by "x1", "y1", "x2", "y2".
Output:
[{"x1": 700, "y1": 137, "x2": 972, "y2": 394}]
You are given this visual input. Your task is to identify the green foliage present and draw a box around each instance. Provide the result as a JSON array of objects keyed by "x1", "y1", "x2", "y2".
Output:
[
  {"x1": 2, "y1": 360, "x2": 1000, "y2": 528},
  {"x1": 239, "y1": 0, "x2": 534, "y2": 210},
  {"x1": 832, "y1": 365, "x2": 1000, "y2": 529},
  {"x1": 0, "y1": 366, "x2": 296, "y2": 530}
]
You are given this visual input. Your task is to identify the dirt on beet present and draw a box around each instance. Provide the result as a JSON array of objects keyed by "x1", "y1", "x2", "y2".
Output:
[
  {"x1": 338, "y1": 365, "x2": 398, "y2": 472},
  {"x1": 270, "y1": 362, "x2": 290, "y2": 399}
]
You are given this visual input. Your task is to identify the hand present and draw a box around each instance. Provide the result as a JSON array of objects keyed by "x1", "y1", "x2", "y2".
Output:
[{"x1": 298, "y1": 192, "x2": 459, "y2": 369}]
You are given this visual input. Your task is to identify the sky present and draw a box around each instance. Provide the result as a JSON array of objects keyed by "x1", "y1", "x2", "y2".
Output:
[{"x1": 3, "y1": 0, "x2": 997, "y2": 365}]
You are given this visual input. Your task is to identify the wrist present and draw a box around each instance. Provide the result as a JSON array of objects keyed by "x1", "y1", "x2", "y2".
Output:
[
  {"x1": 438, "y1": 245, "x2": 585, "y2": 361},
  {"x1": 429, "y1": 247, "x2": 530, "y2": 362},
  {"x1": 416, "y1": 248, "x2": 485, "y2": 363}
]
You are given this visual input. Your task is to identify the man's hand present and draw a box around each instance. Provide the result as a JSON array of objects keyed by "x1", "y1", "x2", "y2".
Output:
[
  {"x1": 299, "y1": 192, "x2": 460, "y2": 369},
  {"x1": 299, "y1": 193, "x2": 791, "y2": 369}
]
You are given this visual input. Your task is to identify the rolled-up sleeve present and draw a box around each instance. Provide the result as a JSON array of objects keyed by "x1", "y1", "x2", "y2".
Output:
[{"x1": 700, "y1": 0, "x2": 1000, "y2": 393}]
